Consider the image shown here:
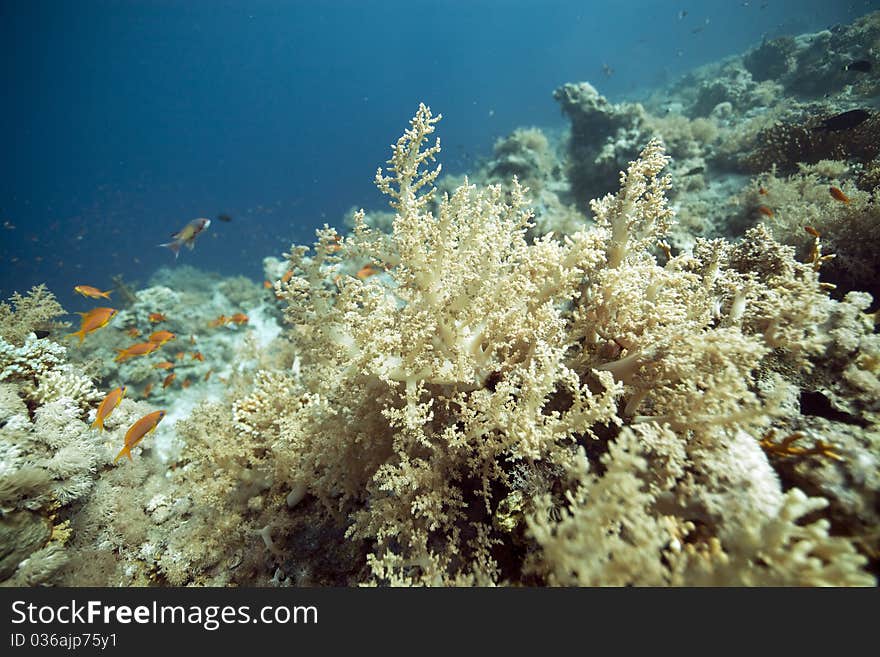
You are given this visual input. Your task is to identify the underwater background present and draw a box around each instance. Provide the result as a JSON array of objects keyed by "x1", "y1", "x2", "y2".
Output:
[
  {"x1": 1, "y1": 0, "x2": 874, "y2": 310},
  {"x1": 2, "y1": 1, "x2": 880, "y2": 587}
]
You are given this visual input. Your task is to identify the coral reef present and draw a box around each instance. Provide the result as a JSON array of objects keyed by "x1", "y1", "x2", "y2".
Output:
[
  {"x1": 5, "y1": 12, "x2": 879, "y2": 588},
  {"x1": 554, "y1": 82, "x2": 646, "y2": 207},
  {"x1": 736, "y1": 109, "x2": 880, "y2": 175},
  {"x1": 734, "y1": 166, "x2": 880, "y2": 299},
  {"x1": 207, "y1": 106, "x2": 875, "y2": 585},
  {"x1": 0, "y1": 279, "x2": 279, "y2": 586},
  {"x1": 688, "y1": 61, "x2": 781, "y2": 119},
  {"x1": 63, "y1": 265, "x2": 277, "y2": 410},
  {"x1": 0, "y1": 287, "x2": 158, "y2": 585},
  {"x1": 742, "y1": 13, "x2": 880, "y2": 99},
  {"x1": 0, "y1": 284, "x2": 66, "y2": 346}
]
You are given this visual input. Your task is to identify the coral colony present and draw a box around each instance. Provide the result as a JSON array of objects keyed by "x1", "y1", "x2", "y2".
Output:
[{"x1": 2, "y1": 13, "x2": 879, "y2": 586}]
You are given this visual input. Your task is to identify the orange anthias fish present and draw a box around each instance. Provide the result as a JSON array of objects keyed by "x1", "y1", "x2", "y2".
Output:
[
  {"x1": 91, "y1": 386, "x2": 126, "y2": 431},
  {"x1": 148, "y1": 313, "x2": 167, "y2": 323},
  {"x1": 143, "y1": 382, "x2": 153, "y2": 397},
  {"x1": 163, "y1": 372, "x2": 176, "y2": 389},
  {"x1": 67, "y1": 307, "x2": 118, "y2": 344},
  {"x1": 115, "y1": 341, "x2": 161, "y2": 363},
  {"x1": 208, "y1": 315, "x2": 229, "y2": 327},
  {"x1": 114, "y1": 410, "x2": 166, "y2": 463},
  {"x1": 228, "y1": 313, "x2": 249, "y2": 325},
  {"x1": 154, "y1": 361, "x2": 175, "y2": 370},
  {"x1": 148, "y1": 330, "x2": 176, "y2": 345},
  {"x1": 326, "y1": 235, "x2": 343, "y2": 253},
  {"x1": 126, "y1": 327, "x2": 141, "y2": 338},
  {"x1": 191, "y1": 351, "x2": 204, "y2": 361},
  {"x1": 756, "y1": 205, "x2": 774, "y2": 218},
  {"x1": 160, "y1": 217, "x2": 211, "y2": 259},
  {"x1": 829, "y1": 186, "x2": 850, "y2": 204},
  {"x1": 175, "y1": 351, "x2": 185, "y2": 360},
  {"x1": 356, "y1": 263, "x2": 379, "y2": 279},
  {"x1": 74, "y1": 285, "x2": 112, "y2": 300}
]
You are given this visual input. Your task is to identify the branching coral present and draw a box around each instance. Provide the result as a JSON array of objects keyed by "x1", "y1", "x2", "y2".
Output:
[
  {"x1": 250, "y1": 105, "x2": 875, "y2": 585},
  {"x1": 265, "y1": 104, "x2": 628, "y2": 583},
  {"x1": 0, "y1": 285, "x2": 66, "y2": 347},
  {"x1": 528, "y1": 422, "x2": 873, "y2": 586},
  {"x1": 677, "y1": 487, "x2": 874, "y2": 586},
  {"x1": 589, "y1": 137, "x2": 674, "y2": 268}
]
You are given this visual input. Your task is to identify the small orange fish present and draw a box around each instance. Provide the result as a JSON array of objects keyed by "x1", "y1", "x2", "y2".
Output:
[
  {"x1": 263, "y1": 280, "x2": 273, "y2": 289},
  {"x1": 191, "y1": 351, "x2": 204, "y2": 361},
  {"x1": 181, "y1": 378, "x2": 191, "y2": 389},
  {"x1": 281, "y1": 269, "x2": 294, "y2": 284},
  {"x1": 143, "y1": 382, "x2": 153, "y2": 397},
  {"x1": 91, "y1": 386, "x2": 126, "y2": 431},
  {"x1": 804, "y1": 226, "x2": 821, "y2": 238},
  {"x1": 148, "y1": 330, "x2": 176, "y2": 345},
  {"x1": 114, "y1": 410, "x2": 165, "y2": 463},
  {"x1": 229, "y1": 313, "x2": 249, "y2": 325},
  {"x1": 829, "y1": 186, "x2": 850, "y2": 204},
  {"x1": 126, "y1": 327, "x2": 141, "y2": 338},
  {"x1": 356, "y1": 263, "x2": 379, "y2": 280},
  {"x1": 153, "y1": 361, "x2": 175, "y2": 370},
  {"x1": 756, "y1": 205, "x2": 774, "y2": 218},
  {"x1": 208, "y1": 315, "x2": 228, "y2": 327},
  {"x1": 204, "y1": 369, "x2": 213, "y2": 382},
  {"x1": 74, "y1": 285, "x2": 112, "y2": 300},
  {"x1": 163, "y1": 372, "x2": 176, "y2": 389},
  {"x1": 148, "y1": 313, "x2": 167, "y2": 323},
  {"x1": 758, "y1": 186, "x2": 768, "y2": 195},
  {"x1": 326, "y1": 236, "x2": 342, "y2": 253},
  {"x1": 175, "y1": 351, "x2": 185, "y2": 360},
  {"x1": 115, "y1": 341, "x2": 161, "y2": 363},
  {"x1": 67, "y1": 307, "x2": 118, "y2": 344}
]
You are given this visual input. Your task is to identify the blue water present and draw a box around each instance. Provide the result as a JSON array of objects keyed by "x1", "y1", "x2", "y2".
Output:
[{"x1": 1, "y1": 0, "x2": 875, "y2": 313}]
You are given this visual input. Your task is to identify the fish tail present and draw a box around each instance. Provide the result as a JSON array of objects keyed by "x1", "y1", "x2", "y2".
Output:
[
  {"x1": 91, "y1": 415, "x2": 104, "y2": 431},
  {"x1": 160, "y1": 240, "x2": 182, "y2": 259},
  {"x1": 67, "y1": 330, "x2": 85, "y2": 345},
  {"x1": 114, "y1": 350, "x2": 129, "y2": 363},
  {"x1": 101, "y1": 290, "x2": 113, "y2": 299},
  {"x1": 113, "y1": 445, "x2": 132, "y2": 463}
]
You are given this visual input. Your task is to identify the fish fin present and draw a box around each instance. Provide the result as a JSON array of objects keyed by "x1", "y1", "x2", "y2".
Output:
[
  {"x1": 66, "y1": 330, "x2": 85, "y2": 345},
  {"x1": 101, "y1": 290, "x2": 113, "y2": 298},
  {"x1": 186, "y1": 240, "x2": 196, "y2": 250}
]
